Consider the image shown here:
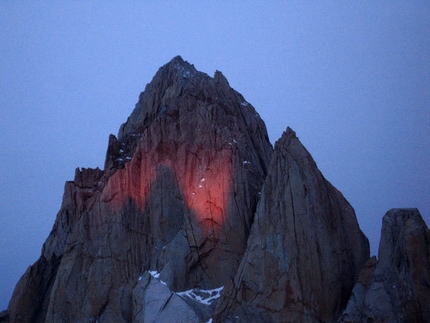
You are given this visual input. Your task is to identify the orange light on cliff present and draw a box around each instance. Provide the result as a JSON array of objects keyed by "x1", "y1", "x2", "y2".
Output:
[
  {"x1": 100, "y1": 156, "x2": 158, "y2": 212},
  {"x1": 179, "y1": 153, "x2": 232, "y2": 234},
  {"x1": 101, "y1": 149, "x2": 233, "y2": 235}
]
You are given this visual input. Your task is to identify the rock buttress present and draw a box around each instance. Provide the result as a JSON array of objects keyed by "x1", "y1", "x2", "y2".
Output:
[{"x1": 215, "y1": 127, "x2": 370, "y2": 323}]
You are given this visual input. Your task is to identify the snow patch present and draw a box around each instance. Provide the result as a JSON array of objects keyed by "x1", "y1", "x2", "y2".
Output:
[
  {"x1": 241, "y1": 101, "x2": 249, "y2": 107},
  {"x1": 148, "y1": 270, "x2": 167, "y2": 286},
  {"x1": 177, "y1": 286, "x2": 224, "y2": 305},
  {"x1": 149, "y1": 270, "x2": 160, "y2": 279},
  {"x1": 243, "y1": 161, "x2": 251, "y2": 165}
]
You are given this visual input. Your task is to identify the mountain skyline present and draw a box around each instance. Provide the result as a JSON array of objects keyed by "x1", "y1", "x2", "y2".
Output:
[{"x1": 1, "y1": 2, "x2": 429, "y2": 312}]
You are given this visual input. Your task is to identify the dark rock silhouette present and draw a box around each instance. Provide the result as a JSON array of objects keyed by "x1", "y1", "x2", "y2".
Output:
[{"x1": 3, "y1": 57, "x2": 428, "y2": 322}]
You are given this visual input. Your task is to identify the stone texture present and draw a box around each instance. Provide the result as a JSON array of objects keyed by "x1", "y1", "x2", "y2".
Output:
[
  {"x1": 214, "y1": 128, "x2": 370, "y2": 323},
  {"x1": 6, "y1": 56, "x2": 272, "y2": 322},
  {"x1": 340, "y1": 208, "x2": 430, "y2": 323}
]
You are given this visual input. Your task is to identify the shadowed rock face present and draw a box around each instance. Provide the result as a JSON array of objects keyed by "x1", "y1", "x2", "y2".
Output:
[
  {"x1": 6, "y1": 56, "x2": 272, "y2": 322},
  {"x1": 341, "y1": 208, "x2": 430, "y2": 323},
  {"x1": 214, "y1": 128, "x2": 370, "y2": 323}
]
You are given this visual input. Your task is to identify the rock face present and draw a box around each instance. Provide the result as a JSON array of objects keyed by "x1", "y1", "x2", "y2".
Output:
[
  {"x1": 214, "y1": 128, "x2": 370, "y2": 323},
  {"x1": 341, "y1": 208, "x2": 430, "y2": 323},
  {"x1": 6, "y1": 57, "x2": 426, "y2": 323},
  {"x1": 7, "y1": 56, "x2": 272, "y2": 322}
]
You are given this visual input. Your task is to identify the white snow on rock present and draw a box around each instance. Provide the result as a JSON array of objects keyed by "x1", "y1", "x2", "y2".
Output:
[
  {"x1": 145, "y1": 271, "x2": 223, "y2": 305},
  {"x1": 148, "y1": 270, "x2": 160, "y2": 278},
  {"x1": 148, "y1": 270, "x2": 167, "y2": 286},
  {"x1": 176, "y1": 286, "x2": 224, "y2": 305}
]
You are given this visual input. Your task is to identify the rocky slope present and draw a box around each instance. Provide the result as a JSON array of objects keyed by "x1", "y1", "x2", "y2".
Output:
[{"x1": 3, "y1": 57, "x2": 428, "y2": 323}]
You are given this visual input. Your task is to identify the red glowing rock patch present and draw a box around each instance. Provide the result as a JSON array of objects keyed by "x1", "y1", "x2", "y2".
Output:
[
  {"x1": 100, "y1": 147, "x2": 233, "y2": 235},
  {"x1": 180, "y1": 152, "x2": 232, "y2": 234}
]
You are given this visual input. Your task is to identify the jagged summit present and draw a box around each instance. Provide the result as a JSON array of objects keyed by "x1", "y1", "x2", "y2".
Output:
[
  {"x1": 111, "y1": 56, "x2": 269, "y2": 172},
  {"x1": 275, "y1": 126, "x2": 297, "y2": 148},
  {"x1": 118, "y1": 56, "x2": 232, "y2": 141},
  {"x1": 3, "y1": 57, "x2": 429, "y2": 323},
  {"x1": 6, "y1": 57, "x2": 273, "y2": 323},
  {"x1": 215, "y1": 125, "x2": 369, "y2": 322},
  {"x1": 118, "y1": 55, "x2": 200, "y2": 140}
]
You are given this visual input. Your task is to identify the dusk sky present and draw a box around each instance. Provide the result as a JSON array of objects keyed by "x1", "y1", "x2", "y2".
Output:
[{"x1": 1, "y1": 2, "x2": 429, "y2": 310}]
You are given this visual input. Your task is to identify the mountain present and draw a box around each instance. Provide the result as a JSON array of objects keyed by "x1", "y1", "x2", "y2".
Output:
[{"x1": 2, "y1": 57, "x2": 428, "y2": 323}]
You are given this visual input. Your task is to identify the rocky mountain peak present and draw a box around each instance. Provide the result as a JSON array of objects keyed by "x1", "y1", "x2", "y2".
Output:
[
  {"x1": 112, "y1": 56, "x2": 267, "y2": 173},
  {"x1": 6, "y1": 57, "x2": 273, "y2": 323},
  {"x1": 3, "y1": 58, "x2": 428, "y2": 323},
  {"x1": 118, "y1": 56, "x2": 203, "y2": 140}
]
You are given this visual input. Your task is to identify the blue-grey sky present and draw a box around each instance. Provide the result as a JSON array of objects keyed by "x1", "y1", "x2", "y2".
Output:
[{"x1": 1, "y1": 2, "x2": 429, "y2": 310}]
